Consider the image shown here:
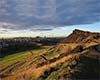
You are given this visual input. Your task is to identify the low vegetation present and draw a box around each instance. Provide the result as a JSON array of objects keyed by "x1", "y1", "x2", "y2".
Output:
[{"x1": 0, "y1": 29, "x2": 100, "y2": 80}]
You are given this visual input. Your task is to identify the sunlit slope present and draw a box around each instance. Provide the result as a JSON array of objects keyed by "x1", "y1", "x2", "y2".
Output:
[
  {"x1": 62, "y1": 29, "x2": 100, "y2": 43},
  {"x1": 0, "y1": 43, "x2": 100, "y2": 80},
  {"x1": 0, "y1": 29, "x2": 100, "y2": 80},
  {"x1": 0, "y1": 48, "x2": 49, "y2": 79}
]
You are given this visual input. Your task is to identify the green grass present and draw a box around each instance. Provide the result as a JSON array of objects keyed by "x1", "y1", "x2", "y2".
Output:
[
  {"x1": 46, "y1": 72, "x2": 57, "y2": 80},
  {"x1": 0, "y1": 48, "x2": 48, "y2": 71},
  {"x1": 1, "y1": 51, "x2": 26, "y2": 61},
  {"x1": 46, "y1": 52, "x2": 58, "y2": 59},
  {"x1": 0, "y1": 47, "x2": 47, "y2": 62},
  {"x1": 0, "y1": 47, "x2": 50, "y2": 77}
]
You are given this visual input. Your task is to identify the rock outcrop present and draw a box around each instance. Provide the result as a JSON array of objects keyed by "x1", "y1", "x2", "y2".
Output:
[{"x1": 62, "y1": 29, "x2": 100, "y2": 43}]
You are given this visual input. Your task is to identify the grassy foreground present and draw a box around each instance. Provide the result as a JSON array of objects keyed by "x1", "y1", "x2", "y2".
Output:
[{"x1": 0, "y1": 44, "x2": 100, "y2": 80}]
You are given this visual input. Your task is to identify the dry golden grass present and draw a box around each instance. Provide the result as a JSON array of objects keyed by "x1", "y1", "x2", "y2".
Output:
[{"x1": 1, "y1": 42, "x2": 100, "y2": 80}]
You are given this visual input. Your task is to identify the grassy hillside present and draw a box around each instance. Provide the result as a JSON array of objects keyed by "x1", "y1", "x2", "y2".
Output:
[
  {"x1": 0, "y1": 30, "x2": 100, "y2": 80},
  {"x1": 0, "y1": 43, "x2": 100, "y2": 80},
  {"x1": 46, "y1": 53, "x2": 100, "y2": 80}
]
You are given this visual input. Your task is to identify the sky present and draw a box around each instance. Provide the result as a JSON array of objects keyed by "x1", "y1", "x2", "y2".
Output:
[{"x1": 0, "y1": 0, "x2": 99, "y2": 38}]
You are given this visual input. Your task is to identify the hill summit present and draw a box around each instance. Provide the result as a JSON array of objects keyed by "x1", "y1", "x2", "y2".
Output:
[{"x1": 62, "y1": 29, "x2": 100, "y2": 43}]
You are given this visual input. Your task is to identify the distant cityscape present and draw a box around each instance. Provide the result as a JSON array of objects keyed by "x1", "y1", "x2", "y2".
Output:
[{"x1": 0, "y1": 37, "x2": 65, "y2": 57}]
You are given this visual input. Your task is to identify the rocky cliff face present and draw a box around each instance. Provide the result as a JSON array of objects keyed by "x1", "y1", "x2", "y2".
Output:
[{"x1": 62, "y1": 29, "x2": 100, "y2": 43}]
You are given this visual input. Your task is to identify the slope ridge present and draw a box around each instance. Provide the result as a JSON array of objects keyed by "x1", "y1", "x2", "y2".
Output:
[{"x1": 62, "y1": 29, "x2": 100, "y2": 43}]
